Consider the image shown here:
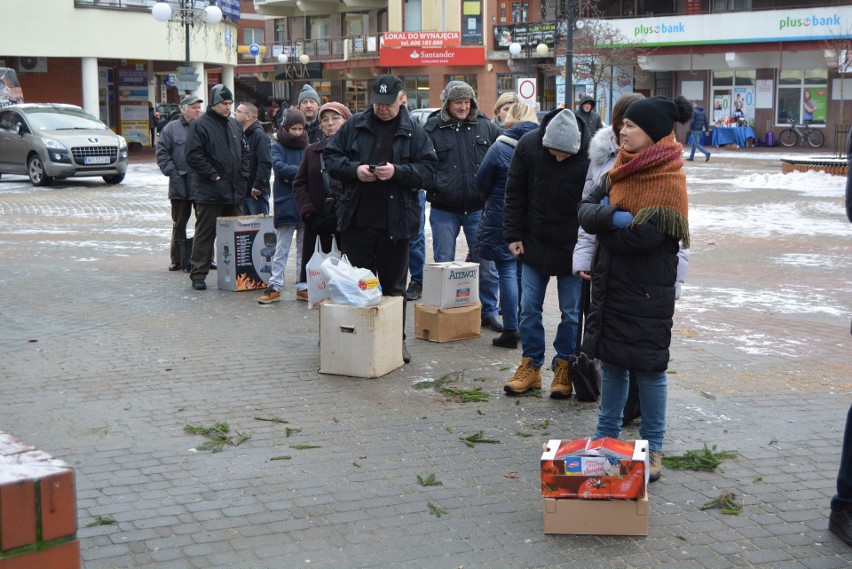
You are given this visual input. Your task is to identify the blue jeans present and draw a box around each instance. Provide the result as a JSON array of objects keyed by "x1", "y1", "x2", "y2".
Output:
[
  {"x1": 243, "y1": 195, "x2": 270, "y2": 216},
  {"x1": 408, "y1": 190, "x2": 426, "y2": 285},
  {"x1": 495, "y1": 259, "x2": 519, "y2": 331},
  {"x1": 267, "y1": 224, "x2": 303, "y2": 291},
  {"x1": 518, "y1": 263, "x2": 581, "y2": 368},
  {"x1": 429, "y1": 207, "x2": 499, "y2": 319},
  {"x1": 595, "y1": 361, "x2": 667, "y2": 451},
  {"x1": 689, "y1": 130, "x2": 710, "y2": 160},
  {"x1": 832, "y1": 403, "x2": 852, "y2": 511}
]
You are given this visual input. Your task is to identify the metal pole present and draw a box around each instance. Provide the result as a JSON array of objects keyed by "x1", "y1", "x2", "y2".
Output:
[
  {"x1": 565, "y1": 0, "x2": 574, "y2": 109},
  {"x1": 184, "y1": 0, "x2": 191, "y2": 94}
]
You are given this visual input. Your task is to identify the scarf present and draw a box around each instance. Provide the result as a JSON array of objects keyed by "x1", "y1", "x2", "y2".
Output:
[
  {"x1": 278, "y1": 130, "x2": 308, "y2": 150},
  {"x1": 605, "y1": 132, "x2": 690, "y2": 248}
]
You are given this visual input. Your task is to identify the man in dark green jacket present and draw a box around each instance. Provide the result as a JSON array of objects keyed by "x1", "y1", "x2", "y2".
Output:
[{"x1": 185, "y1": 84, "x2": 250, "y2": 290}]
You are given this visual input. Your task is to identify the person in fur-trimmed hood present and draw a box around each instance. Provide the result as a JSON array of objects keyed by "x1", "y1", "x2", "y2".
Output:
[
  {"x1": 424, "y1": 80, "x2": 504, "y2": 332},
  {"x1": 577, "y1": 94, "x2": 693, "y2": 484}
]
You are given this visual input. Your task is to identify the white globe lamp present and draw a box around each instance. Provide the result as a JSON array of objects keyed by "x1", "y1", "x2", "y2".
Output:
[
  {"x1": 508, "y1": 42, "x2": 522, "y2": 57},
  {"x1": 205, "y1": 4, "x2": 222, "y2": 25},
  {"x1": 151, "y1": 1, "x2": 172, "y2": 22}
]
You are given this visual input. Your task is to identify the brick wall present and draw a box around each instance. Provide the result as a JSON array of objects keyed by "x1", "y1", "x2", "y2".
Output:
[
  {"x1": 0, "y1": 432, "x2": 79, "y2": 569},
  {"x1": 16, "y1": 59, "x2": 83, "y2": 106}
]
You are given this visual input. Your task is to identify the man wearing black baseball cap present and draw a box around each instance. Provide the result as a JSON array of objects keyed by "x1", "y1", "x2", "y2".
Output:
[{"x1": 323, "y1": 75, "x2": 437, "y2": 363}]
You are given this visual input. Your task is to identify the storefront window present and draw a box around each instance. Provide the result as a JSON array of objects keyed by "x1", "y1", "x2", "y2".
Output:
[
  {"x1": 346, "y1": 80, "x2": 368, "y2": 113},
  {"x1": 777, "y1": 69, "x2": 827, "y2": 126},
  {"x1": 402, "y1": 75, "x2": 430, "y2": 109},
  {"x1": 712, "y1": 69, "x2": 756, "y2": 124}
]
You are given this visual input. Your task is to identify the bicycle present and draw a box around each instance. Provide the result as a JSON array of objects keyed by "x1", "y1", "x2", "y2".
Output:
[{"x1": 778, "y1": 118, "x2": 824, "y2": 148}]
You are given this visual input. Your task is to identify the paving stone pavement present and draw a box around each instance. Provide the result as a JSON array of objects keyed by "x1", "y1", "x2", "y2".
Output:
[{"x1": 0, "y1": 152, "x2": 851, "y2": 569}]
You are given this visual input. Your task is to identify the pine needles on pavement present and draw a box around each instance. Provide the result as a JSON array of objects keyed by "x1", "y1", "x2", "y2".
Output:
[
  {"x1": 662, "y1": 444, "x2": 736, "y2": 471},
  {"x1": 184, "y1": 422, "x2": 250, "y2": 453}
]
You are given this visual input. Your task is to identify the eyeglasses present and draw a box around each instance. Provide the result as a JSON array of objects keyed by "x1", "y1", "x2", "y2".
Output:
[{"x1": 320, "y1": 114, "x2": 345, "y2": 124}]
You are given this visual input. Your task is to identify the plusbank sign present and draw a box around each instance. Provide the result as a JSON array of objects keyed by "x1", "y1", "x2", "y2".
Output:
[
  {"x1": 779, "y1": 14, "x2": 840, "y2": 31},
  {"x1": 633, "y1": 21, "x2": 685, "y2": 38},
  {"x1": 606, "y1": 6, "x2": 850, "y2": 47}
]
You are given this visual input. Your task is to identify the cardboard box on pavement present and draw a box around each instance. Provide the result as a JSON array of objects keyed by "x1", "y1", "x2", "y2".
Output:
[
  {"x1": 414, "y1": 304, "x2": 481, "y2": 342},
  {"x1": 543, "y1": 495, "x2": 649, "y2": 536},
  {"x1": 319, "y1": 296, "x2": 403, "y2": 378},
  {"x1": 421, "y1": 262, "x2": 479, "y2": 309},
  {"x1": 541, "y1": 438, "x2": 648, "y2": 499},
  {"x1": 215, "y1": 215, "x2": 276, "y2": 291}
]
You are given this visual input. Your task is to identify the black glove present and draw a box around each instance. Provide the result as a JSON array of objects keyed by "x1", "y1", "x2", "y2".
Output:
[
  {"x1": 320, "y1": 214, "x2": 338, "y2": 234},
  {"x1": 304, "y1": 215, "x2": 322, "y2": 231}
]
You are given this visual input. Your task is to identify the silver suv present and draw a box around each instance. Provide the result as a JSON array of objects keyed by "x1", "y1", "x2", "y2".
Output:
[{"x1": 0, "y1": 103, "x2": 128, "y2": 186}]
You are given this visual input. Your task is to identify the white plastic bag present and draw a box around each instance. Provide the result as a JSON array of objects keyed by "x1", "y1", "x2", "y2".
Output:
[
  {"x1": 319, "y1": 255, "x2": 383, "y2": 307},
  {"x1": 306, "y1": 236, "x2": 341, "y2": 309}
]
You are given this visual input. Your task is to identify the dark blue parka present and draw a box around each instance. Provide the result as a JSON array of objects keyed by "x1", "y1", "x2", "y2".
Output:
[
  {"x1": 690, "y1": 106, "x2": 708, "y2": 131},
  {"x1": 270, "y1": 141, "x2": 304, "y2": 228},
  {"x1": 323, "y1": 106, "x2": 437, "y2": 239},
  {"x1": 473, "y1": 121, "x2": 538, "y2": 262}
]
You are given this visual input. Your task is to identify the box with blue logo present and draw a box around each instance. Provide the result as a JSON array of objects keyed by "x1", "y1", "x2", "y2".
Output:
[{"x1": 421, "y1": 262, "x2": 480, "y2": 309}]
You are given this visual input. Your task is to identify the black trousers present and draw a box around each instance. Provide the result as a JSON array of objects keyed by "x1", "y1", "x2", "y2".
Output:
[
  {"x1": 170, "y1": 198, "x2": 194, "y2": 265},
  {"x1": 190, "y1": 203, "x2": 241, "y2": 282},
  {"x1": 340, "y1": 226, "x2": 409, "y2": 335}
]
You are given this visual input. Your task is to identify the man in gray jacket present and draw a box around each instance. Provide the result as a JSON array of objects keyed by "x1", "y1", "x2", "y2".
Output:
[
  {"x1": 185, "y1": 84, "x2": 250, "y2": 290},
  {"x1": 156, "y1": 94, "x2": 203, "y2": 272}
]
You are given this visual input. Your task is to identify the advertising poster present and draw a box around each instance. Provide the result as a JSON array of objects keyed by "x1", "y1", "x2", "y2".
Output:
[
  {"x1": 733, "y1": 87, "x2": 754, "y2": 120},
  {"x1": 802, "y1": 87, "x2": 827, "y2": 124},
  {"x1": 755, "y1": 80, "x2": 773, "y2": 109},
  {"x1": 0, "y1": 67, "x2": 24, "y2": 107},
  {"x1": 120, "y1": 104, "x2": 149, "y2": 146},
  {"x1": 712, "y1": 92, "x2": 729, "y2": 122}
]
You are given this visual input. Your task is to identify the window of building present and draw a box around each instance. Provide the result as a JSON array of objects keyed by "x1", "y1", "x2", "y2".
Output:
[
  {"x1": 275, "y1": 20, "x2": 287, "y2": 43},
  {"x1": 346, "y1": 80, "x2": 369, "y2": 113},
  {"x1": 244, "y1": 28, "x2": 264, "y2": 45},
  {"x1": 307, "y1": 16, "x2": 331, "y2": 56},
  {"x1": 404, "y1": 0, "x2": 422, "y2": 32},
  {"x1": 446, "y1": 75, "x2": 478, "y2": 96},
  {"x1": 402, "y1": 75, "x2": 430, "y2": 108},
  {"x1": 711, "y1": 69, "x2": 756, "y2": 124},
  {"x1": 345, "y1": 12, "x2": 369, "y2": 36},
  {"x1": 777, "y1": 69, "x2": 827, "y2": 126}
]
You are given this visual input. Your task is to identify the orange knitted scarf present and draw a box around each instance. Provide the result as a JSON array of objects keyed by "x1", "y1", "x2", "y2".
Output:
[{"x1": 605, "y1": 132, "x2": 690, "y2": 248}]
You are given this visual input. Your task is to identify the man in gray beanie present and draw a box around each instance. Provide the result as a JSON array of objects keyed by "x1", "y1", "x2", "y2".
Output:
[
  {"x1": 184, "y1": 83, "x2": 249, "y2": 290},
  {"x1": 297, "y1": 84, "x2": 323, "y2": 143},
  {"x1": 424, "y1": 80, "x2": 503, "y2": 333},
  {"x1": 502, "y1": 108, "x2": 590, "y2": 398}
]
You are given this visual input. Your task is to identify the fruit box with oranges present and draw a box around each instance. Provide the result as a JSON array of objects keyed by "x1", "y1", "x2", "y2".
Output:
[{"x1": 540, "y1": 437, "x2": 649, "y2": 500}]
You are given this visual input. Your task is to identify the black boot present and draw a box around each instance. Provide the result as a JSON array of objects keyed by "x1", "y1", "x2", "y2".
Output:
[
  {"x1": 621, "y1": 371, "x2": 641, "y2": 426},
  {"x1": 492, "y1": 330, "x2": 519, "y2": 349}
]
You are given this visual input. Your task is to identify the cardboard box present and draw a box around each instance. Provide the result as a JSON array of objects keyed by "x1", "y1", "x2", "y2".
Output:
[
  {"x1": 414, "y1": 304, "x2": 481, "y2": 342},
  {"x1": 541, "y1": 438, "x2": 648, "y2": 499},
  {"x1": 421, "y1": 262, "x2": 480, "y2": 308},
  {"x1": 215, "y1": 215, "x2": 276, "y2": 291},
  {"x1": 543, "y1": 495, "x2": 649, "y2": 536},
  {"x1": 319, "y1": 296, "x2": 403, "y2": 378}
]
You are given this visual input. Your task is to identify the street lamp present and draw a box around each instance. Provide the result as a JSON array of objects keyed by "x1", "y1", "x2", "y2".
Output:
[
  {"x1": 151, "y1": 1, "x2": 223, "y2": 94},
  {"x1": 509, "y1": 41, "x2": 548, "y2": 76},
  {"x1": 565, "y1": 0, "x2": 575, "y2": 109}
]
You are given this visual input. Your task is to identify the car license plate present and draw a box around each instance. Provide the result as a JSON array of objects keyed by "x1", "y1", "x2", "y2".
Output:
[{"x1": 84, "y1": 156, "x2": 110, "y2": 165}]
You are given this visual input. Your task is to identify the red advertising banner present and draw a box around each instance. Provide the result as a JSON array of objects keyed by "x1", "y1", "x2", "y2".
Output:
[
  {"x1": 379, "y1": 47, "x2": 485, "y2": 67},
  {"x1": 383, "y1": 31, "x2": 461, "y2": 48}
]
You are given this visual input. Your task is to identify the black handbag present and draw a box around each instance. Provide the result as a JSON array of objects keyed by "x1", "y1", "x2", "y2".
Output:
[{"x1": 569, "y1": 279, "x2": 601, "y2": 402}]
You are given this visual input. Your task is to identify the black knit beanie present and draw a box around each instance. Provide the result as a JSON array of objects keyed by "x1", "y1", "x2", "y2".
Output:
[{"x1": 623, "y1": 95, "x2": 692, "y2": 143}]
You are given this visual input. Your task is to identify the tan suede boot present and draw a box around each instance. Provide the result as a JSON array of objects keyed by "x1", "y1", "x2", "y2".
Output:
[
  {"x1": 503, "y1": 357, "x2": 542, "y2": 395},
  {"x1": 649, "y1": 450, "x2": 662, "y2": 482},
  {"x1": 549, "y1": 357, "x2": 573, "y2": 399}
]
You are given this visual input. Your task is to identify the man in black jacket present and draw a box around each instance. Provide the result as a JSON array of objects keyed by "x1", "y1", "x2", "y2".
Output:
[
  {"x1": 185, "y1": 84, "x2": 250, "y2": 290},
  {"x1": 502, "y1": 109, "x2": 589, "y2": 398},
  {"x1": 576, "y1": 95, "x2": 603, "y2": 137},
  {"x1": 235, "y1": 102, "x2": 272, "y2": 215},
  {"x1": 323, "y1": 75, "x2": 437, "y2": 363},
  {"x1": 424, "y1": 80, "x2": 503, "y2": 332}
]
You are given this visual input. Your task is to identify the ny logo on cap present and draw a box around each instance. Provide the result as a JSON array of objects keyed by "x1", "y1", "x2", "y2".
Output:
[{"x1": 379, "y1": 84, "x2": 388, "y2": 94}]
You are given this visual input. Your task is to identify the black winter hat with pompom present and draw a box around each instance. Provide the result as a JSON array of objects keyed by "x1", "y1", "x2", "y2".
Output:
[{"x1": 623, "y1": 95, "x2": 693, "y2": 143}]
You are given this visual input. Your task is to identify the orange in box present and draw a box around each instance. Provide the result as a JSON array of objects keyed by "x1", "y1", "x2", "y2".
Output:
[{"x1": 541, "y1": 438, "x2": 648, "y2": 499}]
